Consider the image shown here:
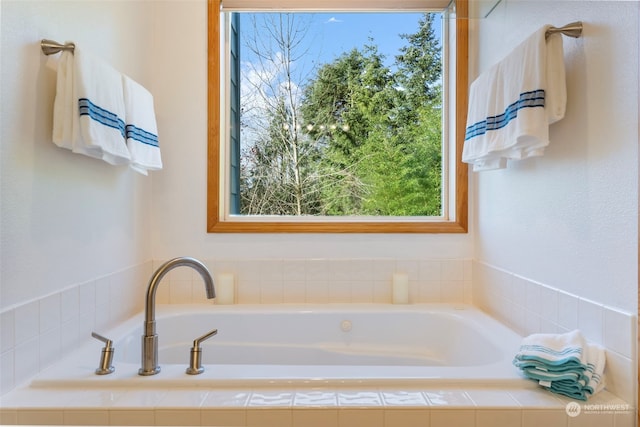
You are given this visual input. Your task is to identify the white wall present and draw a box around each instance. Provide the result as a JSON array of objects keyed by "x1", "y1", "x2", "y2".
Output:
[
  {"x1": 149, "y1": 0, "x2": 474, "y2": 263},
  {"x1": 0, "y1": 0, "x2": 474, "y2": 312},
  {"x1": 1, "y1": 0, "x2": 635, "y2": 314},
  {"x1": 0, "y1": 0, "x2": 156, "y2": 310},
  {"x1": 0, "y1": 0, "x2": 637, "y2": 400},
  {"x1": 473, "y1": 0, "x2": 639, "y2": 313}
]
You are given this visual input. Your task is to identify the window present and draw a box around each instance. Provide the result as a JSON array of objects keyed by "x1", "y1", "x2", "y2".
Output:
[{"x1": 207, "y1": 0, "x2": 468, "y2": 233}]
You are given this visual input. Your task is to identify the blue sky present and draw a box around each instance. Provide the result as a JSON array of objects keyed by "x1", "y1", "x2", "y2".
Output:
[
  {"x1": 239, "y1": 12, "x2": 443, "y2": 70},
  {"x1": 309, "y1": 13, "x2": 442, "y2": 67}
]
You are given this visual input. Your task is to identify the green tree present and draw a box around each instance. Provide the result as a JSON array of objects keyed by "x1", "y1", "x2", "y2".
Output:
[
  {"x1": 300, "y1": 15, "x2": 443, "y2": 216},
  {"x1": 395, "y1": 13, "x2": 443, "y2": 107},
  {"x1": 301, "y1": 43, "x2": 396, "y2": 215},
  {"x1": 378, "y1": 12, "x2": 443, "y2": 216},
  {"x1": 241, "y1": 12, "x2": 443, "y2": 217}
]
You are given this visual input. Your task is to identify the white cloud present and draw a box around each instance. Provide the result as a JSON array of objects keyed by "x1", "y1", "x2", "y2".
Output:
[
  {"x1": 325, "y1": 17, "x2": 343, "y2": 24},
  {"x1": 240, "y1": 53, "x2": 304, "y2": 147}
]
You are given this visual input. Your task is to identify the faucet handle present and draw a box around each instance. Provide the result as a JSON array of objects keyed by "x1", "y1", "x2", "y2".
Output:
[
  {"x1": 91, "y1": 332, "x2": 115, "y2": 375},
  {"x1": 186, "y1": 328, "x2": 218, "y2": 375},
  {"x1": 91, "y1": 332, "x2": 112, "y2": 346},
  {"x1": 193, "y1": 328, "x2": 218, "y2": 347}
]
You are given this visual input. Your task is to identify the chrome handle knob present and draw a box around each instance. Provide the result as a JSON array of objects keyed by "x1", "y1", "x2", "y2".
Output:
[
  {"x1": 91, "y1": 332, "x2": 115, "y2": 375},
  {"x1": 193, "y1": 328, "x2": 218, "y2": 347},
  {"x1": 186, "y1": 328, "x2": 218, "y2": 375},
  {"x1": 91, "y1": 332, "x2": 112, "y2": 346}
]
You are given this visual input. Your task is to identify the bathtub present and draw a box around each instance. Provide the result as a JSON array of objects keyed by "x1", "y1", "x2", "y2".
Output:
[{"x1": 30, "y1": 303, "x2": 527, "y2": 389}]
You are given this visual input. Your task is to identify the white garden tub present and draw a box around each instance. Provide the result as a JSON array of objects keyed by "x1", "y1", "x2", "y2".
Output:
[{"x1": 31, "y1": 304, "x2": 526, "y2": 388}]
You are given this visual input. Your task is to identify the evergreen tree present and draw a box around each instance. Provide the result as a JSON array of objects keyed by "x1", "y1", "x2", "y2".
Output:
[
  {"x1": 300, "y1": 44, "x2": 397, "y2": 215},
  {"x1": 240, "y1": 12, "x2": 443, "y2": 216},
  {"x1": 395, "y1": 13, "x2": 443, "y2": 107},
  {"x1": 383, "y1": 13, "x2": 443, "y2": 215}
]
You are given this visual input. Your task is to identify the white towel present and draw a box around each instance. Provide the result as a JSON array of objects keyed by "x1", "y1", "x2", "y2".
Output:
[
  {"x1": 514, "y1": 329, "x2": 587, "y2": 367},
  {"x1": 462, "y1": 25, "x2": 566, "y2": 171},
  {"x1": 52, "y1": 46, "x2": 75, "y2": 150},
  {"x1": 513, "y1": 330, "x2": 606, "y2": 401},
  {"x1": 582, "y1": 342, "x2": 606, "y2": 395},
  {"x1": 53, "y1": 45, "x2": 131, "y2": 165},
  {"x1": 122, "y1": 75, "x2": 162, "y2": 175}
]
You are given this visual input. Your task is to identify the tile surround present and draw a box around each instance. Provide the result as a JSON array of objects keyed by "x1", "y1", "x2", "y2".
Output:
[
  {"x1": 473, "y1": 260, "x2": 637, "y2": 406},
  {"x1": 155, "y1": 258, "x2": 474, "y2": 305},
  {"x1": 0, "y1": 257, "x2": 472, "y2": 397},
  {"x1": 0, "y1": 386, "x2": 634, "y2": 426},
  {"x1": 0, "y1": 257, "x2": 636, "y2": 426},
  {"x1": 0, "y1": 262, "x2": 152, "y2": 395}
]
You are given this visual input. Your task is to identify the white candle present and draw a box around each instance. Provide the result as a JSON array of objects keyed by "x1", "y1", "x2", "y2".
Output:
[
  {"x1": 392, "y1": 273, "x2": 409, "y2": 304},
  {"x1": 217, "y1": 273, "x2": 235, "y2": 304}
]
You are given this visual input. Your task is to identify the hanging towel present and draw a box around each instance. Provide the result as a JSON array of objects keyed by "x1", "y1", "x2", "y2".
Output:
[
  {"x1": 513, "y1": 330, "x2": 606, "y2": 401},
  {"x1": 462, "y1": 25, "x2": 567, "y2": 171},
  {"x1": 52, "y1": 45, "x2": 75, "y2": 150},
  {"x1": 52, "y1": 44, "x2": 130, "y2": 165},
  {"x1": 122, "y1": 75, "x2": 162, "y2": 175}
]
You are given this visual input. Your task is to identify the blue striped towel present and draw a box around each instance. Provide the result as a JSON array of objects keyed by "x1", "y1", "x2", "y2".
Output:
[
  {"x1": 53, "y1": 44, "x2": 131, "y2": 165},
  {"x1": 122, "y1": 75, "x2": 162, "y2": 175},
  {"x1": 513, "y1": 330, "x2": 606, "y2": 401},
  {"x1": 462, "y1": 25, "x2": 566, "y2": 171}
]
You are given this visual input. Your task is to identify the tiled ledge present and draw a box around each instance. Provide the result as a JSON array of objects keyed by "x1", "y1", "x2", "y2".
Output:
[
  {"x1": 473, "y1": 260, "x2": 637, "y2": 407},
  {"x1": 0, "y1": 262, "x2": 152, "y2": 396},
  {"x1": 0, "y1": 385, "x2": 634, "y2": 426}
]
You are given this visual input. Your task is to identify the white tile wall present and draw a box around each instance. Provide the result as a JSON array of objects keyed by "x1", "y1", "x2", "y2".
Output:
[
  {"x1": 17, "y1": 409, "x2": 64, "y2": 425},
  {"x1": 64, "y1": 409, "x2": 110, "y2": 425},
  {"x1": 153, "y1": 258, "x2": 474, "y2": 306},
  {"x1": 430, "y1": 408, "x2": 476, "y2": 426},
  {"x1": 13, "y1": 301, "x2": 39, "y2": 346},
  {"x1": 0, "y1": 262, "x2": 152, "y2": 396},
  {"x1": 475, "y1": 409, "x2": 521, "y2": 427},
  {"x1": 383, "y1": 408, "x2": 430, "y2": 427},
  {"x1": 522, "y1": 409, "x2": 568, "y2": 427},
  {"x1": 201, "y1": 409, "x2": 246, "y2": 426},
  {"x1": 293, "y1": 408, "x2": 339, "y2": 427},
  {"x1": 1, "y1": 257, "x2": 636, "y2": 427},
  {"x1": 473, "y1": 260, "x2": 637, "y2": 406},
  {"x1": 109, "y1": 409, "x2": 156, "y2": 426},
  {"x1": 3, "y1": 256, "x2": 471, "y2": 397},
  {"x1": 2, "y1": 386, "x2": 633, "y2": 426}
]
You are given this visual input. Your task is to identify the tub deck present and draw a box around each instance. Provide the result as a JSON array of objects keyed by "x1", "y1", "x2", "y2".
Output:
[{"x1": 1, "y1": 381, "x2": 632, "y2": 426}]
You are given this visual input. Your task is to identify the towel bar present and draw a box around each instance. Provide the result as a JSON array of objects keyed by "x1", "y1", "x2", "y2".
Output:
[
  {"x1": 41, "y1": 22, "x2": 581, "y2": 56},
  {"x1": 545, "y1": 21, "x2": 583, "y2": 39},
  {"x1": 41, "y1": 39, "x2": 75, "y2": 55}
]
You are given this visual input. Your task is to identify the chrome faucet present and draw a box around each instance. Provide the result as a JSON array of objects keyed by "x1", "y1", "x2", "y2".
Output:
[{"x1": 138, "y1": 257, "x2": 216, "y2": 376}]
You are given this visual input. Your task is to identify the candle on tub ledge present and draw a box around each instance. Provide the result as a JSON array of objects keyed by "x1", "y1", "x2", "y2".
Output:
[
  {"x1": 392, "y1": 273, "x2": 409, "y2": 304},
  {"x1": 217, "y1": 273, "x2": 235, "y2": 304}
]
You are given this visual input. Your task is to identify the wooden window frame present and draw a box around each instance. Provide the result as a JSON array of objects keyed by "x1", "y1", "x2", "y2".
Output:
[{"x1": 207, "y1": 0, "x2": 468, "y2": 233}]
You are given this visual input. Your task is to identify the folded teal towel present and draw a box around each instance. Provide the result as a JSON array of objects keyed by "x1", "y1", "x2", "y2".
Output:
[{"x1": 513, "y1": 330, "x2": 606, "y2": 401}]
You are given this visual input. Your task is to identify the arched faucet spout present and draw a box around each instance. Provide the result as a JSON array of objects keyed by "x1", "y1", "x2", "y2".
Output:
[{"x1": 139, "y1": 257, "x2": 215, "y2": 376}]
